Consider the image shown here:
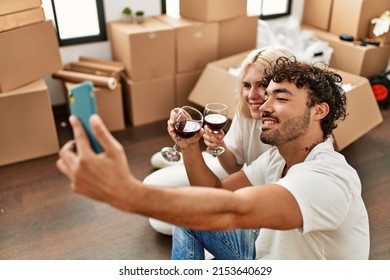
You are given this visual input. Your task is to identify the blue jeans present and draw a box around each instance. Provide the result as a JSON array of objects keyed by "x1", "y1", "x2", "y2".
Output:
[{"x1": 171, "y1": 227, "x2": 259, "y2": 260}]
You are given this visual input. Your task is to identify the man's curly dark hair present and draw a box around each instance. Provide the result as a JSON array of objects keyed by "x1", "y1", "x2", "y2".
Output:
[{"x1": 261, "y1": 56, "x2": 347, "y2": 138}]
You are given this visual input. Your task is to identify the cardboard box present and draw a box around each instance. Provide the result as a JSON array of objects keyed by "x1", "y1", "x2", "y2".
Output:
[
  {"x1": 302, "y1": 0, "x2": 334, "y2": 31},
  {"x1": 0, "y1": 20, "x2": 63, "y2": 93},
  {"x1": 331, "y1": 68, "x2": 383, "y2": 150},
  {"x1": 121, "y1": 74, "x2": 175, "y2": 126},
  {"x1": 0, "y1": 7, "x2": 45, "y2": 33},
  {"x1": 329, "y1": 0, "x2": 390, "y2": 40},
  {"x1": 175, "y1": 69, "x2": 203, "y2": 107},
  {"x1": 188, "y1": 51, "x2": 251, "y2": 119},
  {"x1": 0, "y1": 0, "x2": 41, "y2": 15},
  {"x1": 155, "y1": 15, "x2": 219, "y2": 73},
  {"x1": 109, "y1": 18, "x2": 175, "y2": 81},
  {"x1": 64, "y1": 82, "x2": 125, "y2": 132},
  {"x1": 218, "y1": 14, "x2": 258, "y2": 59},
  {"x1": 0, "y1": 79, "x2": 59, "y2": 166},
  {"x1": 188, "y1": 52, "x2": 383, "y2": 150},
  {"x1": 179, "y1": 0, "x2": 247, "y2": 22},
  {"x1": 302, "y1": 25, "x2": 390, "y2": 77}
]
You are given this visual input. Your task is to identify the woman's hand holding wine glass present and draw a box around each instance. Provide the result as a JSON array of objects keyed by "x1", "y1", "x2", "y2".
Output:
[{"x1": 161, "y1": 106, "x2": 204, "y2": 162}]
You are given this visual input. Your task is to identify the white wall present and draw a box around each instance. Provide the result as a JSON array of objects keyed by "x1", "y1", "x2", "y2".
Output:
[{"x1": 48, "y1": 0, "x2": 304, "y2": 105}]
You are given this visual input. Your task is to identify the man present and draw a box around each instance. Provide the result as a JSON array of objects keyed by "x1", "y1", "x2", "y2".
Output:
[{"x1": 57, "y1": 56, "x2": 370, "y2": 260}]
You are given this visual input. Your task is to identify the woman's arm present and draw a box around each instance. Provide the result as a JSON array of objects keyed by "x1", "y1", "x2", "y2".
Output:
[{"x1": 203, "y1": 125, "x2": 243, "y2": 174}]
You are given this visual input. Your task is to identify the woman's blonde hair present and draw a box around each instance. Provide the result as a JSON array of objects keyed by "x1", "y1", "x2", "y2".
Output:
[{"x1": 236, "y1": 46, "x2": 295, "y2": 118}]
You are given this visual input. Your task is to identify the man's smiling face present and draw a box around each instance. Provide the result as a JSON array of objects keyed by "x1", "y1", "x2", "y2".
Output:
[{"x1": 259, "y1": 80, "x2": 312, "y2": 147}]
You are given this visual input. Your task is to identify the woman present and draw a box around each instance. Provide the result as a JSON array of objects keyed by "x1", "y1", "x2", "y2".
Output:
[{"x1": 143, "y1": 46, "x2": 294, "y2": 235}]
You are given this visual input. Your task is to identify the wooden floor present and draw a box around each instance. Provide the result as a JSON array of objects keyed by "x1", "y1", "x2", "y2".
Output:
[{"x1": 0, "y1": 106, "x2": 389, "y2": 260}]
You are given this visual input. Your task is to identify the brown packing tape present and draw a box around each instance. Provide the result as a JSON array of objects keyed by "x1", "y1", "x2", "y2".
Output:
[{"x1": 52, "y1": 70, "x2": 118, "y2": 90}]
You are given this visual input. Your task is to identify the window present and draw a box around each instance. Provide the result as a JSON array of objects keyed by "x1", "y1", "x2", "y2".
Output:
[
  {"x1": 43, "y1": 0, "x2": 107, "y2": 46},
  {"x1": 259, "y1": 0, "x2": 291, "y2": 20}
]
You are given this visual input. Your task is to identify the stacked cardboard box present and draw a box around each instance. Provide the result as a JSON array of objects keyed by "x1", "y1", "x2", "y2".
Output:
[
  {"x1": 109, "y1": 18, "x2": 176, "y2": 127},
  {"x1": 0, "y1": 0, "x2": 63, "y2": 166},
  {"x1": 109, "y1": 18, "x2": 175, "y2": 81},
  {"x1": 0, "y1": 80, "x2": 59, "y2": 166},
  {"x1": 109, "y1": 0, "x2": 257, "y2": 126},
  {"x1": 54, "y1": 57, "x2": 126, "y2": 132},
  {"x1": 302, "y1": 24, "x2": 390, "y2": 78},
  {"x1": 303, "y1": 0, "x2": 390, "y2": 38},
  {"x1": 155, "y1": 15, "x2": 219, "y2": 73},
  {"x1": 175, "y1": 69, "x2": 204, "y2": 107},
  {"x1": 0, "y1": 3, "x2": 45, "y2": 32},
  {"x1": 0, "y1": 0, "x2": 42, "y2": 16},
  {"x1": 301, "y1": 0, "x2": 390, "y2": 77},
  {"x1": 177, "y1": 0, "x2": 257, "y2": 113},
  {"x1": 0, "y1": 20, "x2": 63, "y2": 92},
  {"x1": 121, "y1": 73, "x2": 175, "y2": 127},
  {"x1": 179, "y1": 0, "x2": 258, "y2": 59},
  {"x1": 0, "y1": 0, "x2": 62, "y2": 92},
  {"x1": 154, "y1": 15, "x2": 217, "y2": 107},
  {"x1": 177, "y1": 0, "x2": 257, "y2": 108},
  {"x1": 217, "y1": 14, "x2": 258, "y2": 59},
  {"x1": 179, "y1": 0, "x2": 247, "y2": 22},
  {"x1": 329, "y1": 0, "x2": 389, "y2": 41},
  {"x1": 188, "y1": 51, "x2": 383, "y2": 150},
  {"x1": 302, "y1": 0, "x2": 334, "y2": 31}
]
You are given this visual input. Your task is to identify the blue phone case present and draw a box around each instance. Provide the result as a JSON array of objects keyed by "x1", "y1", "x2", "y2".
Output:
[{"x1": 68, "y1": 81, "x2": 103, "y2": 153}]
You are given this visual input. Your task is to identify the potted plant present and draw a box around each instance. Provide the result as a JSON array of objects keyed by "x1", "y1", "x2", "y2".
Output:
[
  {"x1": 122, "y1": 7, "x2": 133, "y2": 22},
  {"x1": 135, "y1": 10, "x2": 145, "y2": 24}
]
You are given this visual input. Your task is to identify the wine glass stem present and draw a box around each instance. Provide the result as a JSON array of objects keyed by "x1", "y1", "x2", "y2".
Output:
[{"x1": 213, "y1": 131, "x2": 219, "y2": 149}]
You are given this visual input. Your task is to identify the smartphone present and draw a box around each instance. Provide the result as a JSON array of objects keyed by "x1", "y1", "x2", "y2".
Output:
[{"x1": 68, "y1": 81, "x2": 103, "y2": 153}]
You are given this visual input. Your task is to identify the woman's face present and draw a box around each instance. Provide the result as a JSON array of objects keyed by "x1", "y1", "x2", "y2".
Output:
[{"x1": 242, "y1": 65, "x2": 266, "y2": 120}]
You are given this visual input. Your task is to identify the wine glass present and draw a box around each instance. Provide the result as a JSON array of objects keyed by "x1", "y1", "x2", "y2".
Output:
[
  {"x1": 203, "y1": 103, "x2": 228, "y2": 156},
  {"x1": 160, "y1": 106, "x2": 204, "y2": 162}
]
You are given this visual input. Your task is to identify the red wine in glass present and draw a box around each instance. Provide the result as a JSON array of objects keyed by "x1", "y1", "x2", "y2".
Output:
[
  {"x1": 174, "y1": 120, "x2": 202, "y2": 139},
  {"x1": 161, "y1": 106, "x2": 204, "y2": 162},
  {"x1": 203, "y1": 103, "x2": 228, "y2": 156},
  {"x1": 204, "y1": 114, "x2": 227, "y2": 131}
]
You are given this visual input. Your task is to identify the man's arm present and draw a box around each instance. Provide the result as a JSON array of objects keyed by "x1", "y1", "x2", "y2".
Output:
[
  {"x1": 57, "y1": 115, "x2": 302, "y2": 231},
  {"x1": 180, "y1": 141, "x2": 251, "y2": 191}
]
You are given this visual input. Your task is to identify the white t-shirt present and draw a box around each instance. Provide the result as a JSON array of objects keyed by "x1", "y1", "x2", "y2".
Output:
[
  {"x1": 224, "y1": 112, "x2": 271, "y2": 166},
  {"x1": 243, "y1": 139, "x2": 370, "y2": 259}
]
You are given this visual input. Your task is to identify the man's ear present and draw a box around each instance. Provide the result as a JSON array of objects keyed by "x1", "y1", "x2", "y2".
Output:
[{"x1": 313, "y1": 102, "x2": 329, "y2": 120}]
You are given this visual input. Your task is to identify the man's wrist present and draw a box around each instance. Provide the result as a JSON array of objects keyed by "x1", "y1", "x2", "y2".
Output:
[{"x1": 180, "y1": 141, "x2": 200, "y2": 153}]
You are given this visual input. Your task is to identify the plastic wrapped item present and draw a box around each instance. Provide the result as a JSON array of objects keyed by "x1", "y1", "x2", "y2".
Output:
[
  {"x1": 257, "y1": 16, "x2": 333, "y2": 64},
  {"x1": 371, "y1": 11, "x2": 390, "y2": 37}
]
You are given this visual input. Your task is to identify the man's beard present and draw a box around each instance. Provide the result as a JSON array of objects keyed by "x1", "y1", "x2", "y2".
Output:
[{"x1": 260, "y1": 108, "x2": 311, "y2": 146}]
